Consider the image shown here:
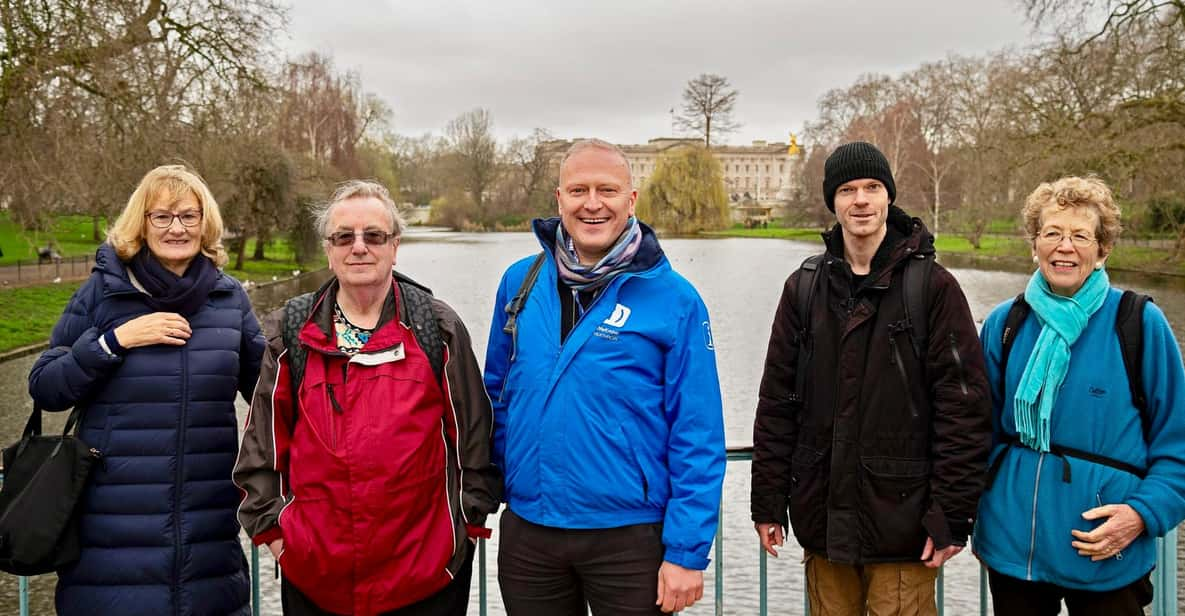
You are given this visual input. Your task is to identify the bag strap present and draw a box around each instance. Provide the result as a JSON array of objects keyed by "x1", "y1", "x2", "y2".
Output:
[
  {"x1": 1116, "y1": 290, "x2": 1152, "y2": 430},
  {"x1": 15, "y1": 406, "x2": 84, "y2": 459},
  {"x1": 900, "y1": 253, "x2": 934, "y2": 360},
  {"x1": 791, "y1": 254, "x2": 824, "y2": 404},
  {"x1": 998, "y1": 294, "x2": 1031, "y2": 405},
  {"x1": 395, "y1": 279, "x2": 445, "y2": 384},
  {"x1": 281, "y1": 292, "x2": 317, "y2": 403},
  {"x1": 501, "y1": 252, "x2": 547, "y2": 364}
]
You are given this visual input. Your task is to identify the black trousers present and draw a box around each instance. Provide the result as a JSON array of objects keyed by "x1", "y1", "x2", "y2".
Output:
[
  {"x1": 281, "y1": 542, "x2": 475, "y2": 616},
  {"x1": 497, "y1": 508, "x2": 666, "y2": 616},
  {"x1": 986, "y1": 567, "x2": 1153, "y2": 616}
]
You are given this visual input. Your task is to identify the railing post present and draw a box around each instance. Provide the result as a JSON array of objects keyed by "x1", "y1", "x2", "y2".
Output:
[
  {"x1": 479, "y1": 537, "x2": 487, "y2": 616},
  {"x1": 758, "y1": 547, "x2": 767, "y2": 616},
  {"x1": 979, "y1": 564, "x2": 988, "y2": 616},
  {"x1": 1153, "y1": 529, "x2": 1178, "y2": 616},
  {"x1": 936, "y1": 566, "x2": 944, "y2": 616},
  {"x1": 19, "y1": 575, "x2": 29, "y2": 616},
  {"x1": 714, "y1": 502, "x2": 723, "y2": 616},
  {"x1": 251, "y1": 544, "x2": 260, "y2": 616}
]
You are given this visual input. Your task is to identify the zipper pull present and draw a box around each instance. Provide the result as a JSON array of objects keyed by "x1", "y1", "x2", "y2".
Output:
[{"x1": 327, "y1": 384, "x2": 345, "y2": 414}]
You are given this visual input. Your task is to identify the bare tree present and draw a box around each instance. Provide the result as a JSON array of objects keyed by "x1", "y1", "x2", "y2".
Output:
[
  {"x1": 1022, "y1": 0, "x2": 1183, "y2": 45},
  {"x1": 445, "y1": 108, "x2": 498, "y2": 211},
  {"x1": 674, "y1": 74, "x2": 740, "y2": 147},
  {"x1": 901, "y1": 60, "x2": 960, "y2": 235},
  {"x1": 505, "y1": 128, "x2": 557, "y2": 218},
  {"x1": 0, "y1": 0, "x2": 284, "y2": 226}
]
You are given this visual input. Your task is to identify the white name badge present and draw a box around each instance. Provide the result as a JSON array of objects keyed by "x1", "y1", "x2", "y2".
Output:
[{"x1": 349, "y1": 343, "x2": 405, "y2": 366}]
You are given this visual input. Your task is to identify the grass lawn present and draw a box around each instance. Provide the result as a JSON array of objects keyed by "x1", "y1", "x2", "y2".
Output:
[
  {"x1": 0, "y1": 212, "x2": 106, "y2": 264},
  {"x1": 0, "y1": 282, "x2": 82, "y2": 351}
]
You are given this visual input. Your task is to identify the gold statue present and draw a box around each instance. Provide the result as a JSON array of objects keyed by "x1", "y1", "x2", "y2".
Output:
[{"x1": 787, "y1": 133, "x2": 801, "y2": 156}]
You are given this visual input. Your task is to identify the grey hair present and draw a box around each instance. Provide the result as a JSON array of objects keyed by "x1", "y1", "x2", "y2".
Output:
[
  {"x1": 313, "y1": 179, "x2": 407, "y2": 238},
  {"x1": 558, "y1": 139, "x2": 634, "y2": 187}
]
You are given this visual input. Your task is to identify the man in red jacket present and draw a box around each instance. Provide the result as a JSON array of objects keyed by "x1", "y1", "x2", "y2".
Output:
[{"x1": 233, "y1": 180, "x2": 501, "y2": 615}]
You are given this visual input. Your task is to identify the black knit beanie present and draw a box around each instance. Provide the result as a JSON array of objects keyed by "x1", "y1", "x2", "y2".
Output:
[{"x1": 823, "y1": 141, "x2": 896, "y2": 212}]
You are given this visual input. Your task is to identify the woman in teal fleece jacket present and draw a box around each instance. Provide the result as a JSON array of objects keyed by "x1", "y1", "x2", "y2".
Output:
[{"x1": 974, "y1": 176, "x2": 1185, "y2": 616}]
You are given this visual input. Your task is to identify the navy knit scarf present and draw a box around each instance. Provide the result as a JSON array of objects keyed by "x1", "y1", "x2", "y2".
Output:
[{"x1": 127, "y1": 247, "x2": 219, "y2": 316}]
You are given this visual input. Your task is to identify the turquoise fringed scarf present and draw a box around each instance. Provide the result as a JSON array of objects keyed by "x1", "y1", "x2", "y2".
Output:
[{"x1": 1013, "y1": 268, "x2": 1109, "y2": 451}]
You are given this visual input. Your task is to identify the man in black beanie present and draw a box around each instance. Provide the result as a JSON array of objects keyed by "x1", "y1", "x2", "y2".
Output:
[{"x1": 750, "y1": 141, "x2": 991, "y2": 615}]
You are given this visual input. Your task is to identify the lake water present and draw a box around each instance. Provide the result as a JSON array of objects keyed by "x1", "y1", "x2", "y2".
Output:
[{"x1": 2, "y1": 229, "x2": 1183, "y2": 615}]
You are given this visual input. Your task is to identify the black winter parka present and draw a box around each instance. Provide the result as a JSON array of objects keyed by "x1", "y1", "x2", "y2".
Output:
[{"x1": 750, "y1": 208, "x2": 991, "y2": 564}]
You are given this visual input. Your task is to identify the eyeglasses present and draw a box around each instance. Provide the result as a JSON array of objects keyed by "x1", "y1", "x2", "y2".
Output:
[
  {"x1": 146, "y1": 210, "x2": 202, "y2": 228},
  {"x1": 1036, "y1": 229, "x2": 1097, "y2": 248},
  {"x1": 325, "y1": 230, "x2": 396, "y2": 247}
]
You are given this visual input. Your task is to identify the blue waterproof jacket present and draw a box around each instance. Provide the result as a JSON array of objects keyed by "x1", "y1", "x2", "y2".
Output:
[
  {"x1": 483, "y1": 218, "x2": 726, "y2": 570},
  {"x1": 974, "y1": 287, "x2": 1185, "y2": 591},
  {"x1": 28, "y1": 244, "x2": 264, "y2": 615}
]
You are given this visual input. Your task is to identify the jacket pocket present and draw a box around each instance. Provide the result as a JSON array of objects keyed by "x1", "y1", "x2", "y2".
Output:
[
  {"x1": 789, "y1": 445, "x2": 828, "y2": 546},
  {"x1": 620, "y1": 421, "x2": 664, "y2": 506},
  {"x1": 278, "y1": 497, "x2": 339, "y2": 593},
  {"x1": 858, "y1": 456, "x2": 931, "y2": 558}
]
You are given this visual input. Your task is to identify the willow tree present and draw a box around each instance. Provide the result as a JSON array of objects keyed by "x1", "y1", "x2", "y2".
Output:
[{"x1": 636, "y1": 147, "x2": 729, "y2": 233}]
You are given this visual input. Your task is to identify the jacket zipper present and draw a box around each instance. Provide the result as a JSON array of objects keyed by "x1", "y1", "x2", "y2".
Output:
[
  {"x1": 948, "y1": 333, "x2": 970, "y2": 395},
  {"x1": 889, "y1": 337, "x2": 920, "y2": 417},
  {"x1": 1026, "y1": 452, "x2": 1045, "y2": 580},
  {"x1": 174, "y1": 345, "x2": 189, "y2": 616}
]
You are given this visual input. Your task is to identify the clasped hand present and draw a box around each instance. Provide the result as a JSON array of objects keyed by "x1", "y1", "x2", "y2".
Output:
[
  {"x1": 1071, "y1": 503, "x2": 1144, "y2": 561},
  {"x1": 114, "y1": 312, "x2": 192, "y2": 348}
]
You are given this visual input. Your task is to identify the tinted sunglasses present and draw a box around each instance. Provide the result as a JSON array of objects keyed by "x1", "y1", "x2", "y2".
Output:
[{"x1": 326, "y1": 230, "x2": 395, "y2": 247}]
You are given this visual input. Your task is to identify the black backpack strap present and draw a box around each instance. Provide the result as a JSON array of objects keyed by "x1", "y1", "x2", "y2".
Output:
[
  {"x1": 397, "y1": 280, "x2": 445, "y2": 384},
  {"x1": 502, "y1": 252, "x2": 547, "y2": 362},
  {"x1": 998, "y1": 294, "x2": 1030, "y2": 404},
  {"x1": 1116, "y1": 290, "x2": 1152, "y2": 427},
  {"x1": 900, "y1": 253, "x2": 934, "y2": 360},
  {"x1": 791, "y1": 254, "x2": 824, "y2": 405},
  {"x1": 281, "y1": 292, "x2": 316, "y2": 402}
]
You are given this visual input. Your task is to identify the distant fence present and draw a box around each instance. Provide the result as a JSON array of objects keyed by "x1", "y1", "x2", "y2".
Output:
[{"x1": 0, "y1": 255, "x2": 94, "y2": 284}]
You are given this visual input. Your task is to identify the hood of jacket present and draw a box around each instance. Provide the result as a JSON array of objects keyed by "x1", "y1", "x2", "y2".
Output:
[{"x1": 821, "y1": 205, "x2": 936, "y2": 291}]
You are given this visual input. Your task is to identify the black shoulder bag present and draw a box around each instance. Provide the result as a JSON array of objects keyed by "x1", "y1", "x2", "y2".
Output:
[{"x1": 0, "y1": 406, "x2": 101, "y2": 575}]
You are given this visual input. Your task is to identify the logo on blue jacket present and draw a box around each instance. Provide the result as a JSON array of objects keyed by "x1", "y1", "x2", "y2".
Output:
[{"x1": 604, "y1": 303, "x2": 632, "y2": 328}]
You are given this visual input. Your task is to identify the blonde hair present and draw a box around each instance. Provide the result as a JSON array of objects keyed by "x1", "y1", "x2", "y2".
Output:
[
  {"x1": 107, "y1": 165, "x2": 228, "y2": 267},
  {"x1": 1022, "y1": 175, "x2": 1123, "y2": 251}
]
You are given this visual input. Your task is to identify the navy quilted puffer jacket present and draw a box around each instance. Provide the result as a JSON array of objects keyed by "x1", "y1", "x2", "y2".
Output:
[{"x1": 28, "y1": 244, "x2": 264, "y2": 616}]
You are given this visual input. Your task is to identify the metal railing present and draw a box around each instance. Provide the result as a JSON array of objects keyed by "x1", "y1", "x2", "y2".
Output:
[
  {"x1": 0, "y1": 254, "x2": 93, "y2": 284},
  {"x1": 7, "y1": 451, "x2": 1181, "y2": 616}
]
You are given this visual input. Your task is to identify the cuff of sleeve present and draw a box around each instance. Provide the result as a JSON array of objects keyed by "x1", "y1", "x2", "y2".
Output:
[
  {"x1": 253, "y1": 526, "x2": 283, "y2": 546},
  {"x1": 466, "y1": 524, "x2": 492, "y2": 539},
  {"x1": 663, "y1": 547, "x2": 709, "y2": 571},
  {"x1": 101, "y1": 330, "x2": 127, "y2": 356},
  {"x1": 73, "y1": 328, "x2": 122, "y2": 371},
  {"x1": 921, "y1": 505, "x2": 959, "y2": 550},
  {"x1": 1127, "y1": 499, "x2": 1160, "y2": 537}
]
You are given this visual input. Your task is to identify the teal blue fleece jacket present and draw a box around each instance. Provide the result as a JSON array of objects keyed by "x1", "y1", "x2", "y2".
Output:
[{"x1": 974, "y1": 287, "x2": 1185, "y2": 591}]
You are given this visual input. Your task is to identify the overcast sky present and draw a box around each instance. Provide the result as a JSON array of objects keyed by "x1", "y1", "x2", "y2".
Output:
[{"x1": 280, "y1": 0, "x2": 1044, "y2": 146}]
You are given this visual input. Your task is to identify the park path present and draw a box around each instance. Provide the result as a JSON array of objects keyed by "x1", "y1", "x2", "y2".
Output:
[{"x1": 0, "y1": 255, "x2": 94, "y2": 286}]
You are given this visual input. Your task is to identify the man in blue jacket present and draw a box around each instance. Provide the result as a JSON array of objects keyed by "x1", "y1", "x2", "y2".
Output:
[{"x1": 484, "y1": 139, "x2": 726, "y2": 615}]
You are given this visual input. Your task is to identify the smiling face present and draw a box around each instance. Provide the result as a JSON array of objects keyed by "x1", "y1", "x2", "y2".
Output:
[
  {"x1": 832, "y1": 177, "x2": 890, "y2": 241},
  {"x1": 324, "y1": 196, "x2": 398, "y2": 292},
  {"x1": 1033, "y1": 205, "x2": 1110, "y2": 297},
  {"x1": 144, "y1": 191, "x2": 203, "y2": 276},
  {"x1": 556, "y1": 146, "x2": 637, "y2": 265}
]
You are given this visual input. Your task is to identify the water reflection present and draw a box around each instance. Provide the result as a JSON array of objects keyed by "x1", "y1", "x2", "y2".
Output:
[{"x1": 1, "y1": 232, "x2": 1182, "y2": 615}]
